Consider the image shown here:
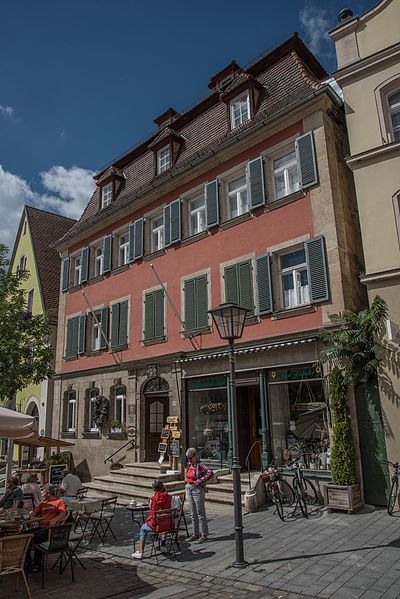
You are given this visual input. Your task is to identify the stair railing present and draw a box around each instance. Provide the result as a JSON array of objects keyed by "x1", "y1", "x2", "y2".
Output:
[
  {"x1": 104, "y1": 439, "x2": 135, "y2": 466},
  {"x1": 244, "y1": 440, "x2": 262, "y2": 488}
]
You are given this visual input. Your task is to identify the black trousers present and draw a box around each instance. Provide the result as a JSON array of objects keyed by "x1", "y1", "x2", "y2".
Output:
[{"x1": 32, "y1": 528, "x2": 50, "y2": 568}]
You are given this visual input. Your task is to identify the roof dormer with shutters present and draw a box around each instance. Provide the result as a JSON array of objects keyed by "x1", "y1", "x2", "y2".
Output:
[
  {"x1": 149, "y1": 107, "x2": 184, "y2": 175},
  {"x1": 95, "y1": 166, "x2": 125, "y2": 210}
]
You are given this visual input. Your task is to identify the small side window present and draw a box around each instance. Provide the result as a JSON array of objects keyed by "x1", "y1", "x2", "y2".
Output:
[
  {"x1": 230, "y1": 92, "x2": 250, "y2": 129},
  {"x1": 157, "y1": 146, "x2": 171, "y2": 174},
  {"x1": 101, "y1": 182, "x2": 113, "y2": 208}
]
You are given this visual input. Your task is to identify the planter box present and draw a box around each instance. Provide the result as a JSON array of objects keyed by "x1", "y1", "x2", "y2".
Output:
[{"x1": 325, "y1": 483, "x2": 363, "y2": 513}]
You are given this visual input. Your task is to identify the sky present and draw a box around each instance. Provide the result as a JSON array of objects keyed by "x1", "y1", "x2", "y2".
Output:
[{"x1": 0, "y1": 0, "x2": 371, "y2": 251}]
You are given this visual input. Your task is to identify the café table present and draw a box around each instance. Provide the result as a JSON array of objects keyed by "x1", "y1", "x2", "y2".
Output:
[
  {"x1": 125, "y1": 503, "x2": 149, "y2": 550},
  {"x1": 67, "y1": 496, "x2": 114, "y2": 542},
  {"x1": 0, "y1": 511, "x2": 40, "y2": 535}
]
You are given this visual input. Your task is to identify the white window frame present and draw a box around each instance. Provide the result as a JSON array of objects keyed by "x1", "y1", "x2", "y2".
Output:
[
  {"x1": 388, "y1": 90, "x2": 400, "y2": 142},
  {"x1": 89, "y1": 389, "x2": 98, "y2": 432},
  {"x1": 114, "y1": 387, "x2": 126, "y2": 425},
  {"x1": 151, "y1": 214, "x2": 164, "y2": 252},
  {"x1": 91, "y1": 310, "x2": 102, "y2": 351},
  {"x1": 73, "y1": 256, "x2": 82, "y2": 286},
  {"x1": 94, "y1": 245, "x2": 104, "y2": 277},
  {"x1": 272, "y1": 150, "x2": 300, "y2": 200},
  {"x1": 280, "y1": 249, "x2": 310, "y2": 309},
  {"x1": 230, "y1": 92, "x2": 250, "y2": 129},
  {"x1": 118, "y1": 231, "x2": 129, "y2": 266},
  {"x1": 101, "y1": 182, "x2": 113, "y2": 208},
  {"x1": 157, "y1": 145, "x2": 171, "y2": 174},
  {"x1": 228, "y1": 175, "x2": 248, "y2": 219},
  {"x1": 67, "y1": 395, "x2": 76, "y2": 432},
  {"x1": 189, "y1": 195, "x2": 206, "y2": 235}
]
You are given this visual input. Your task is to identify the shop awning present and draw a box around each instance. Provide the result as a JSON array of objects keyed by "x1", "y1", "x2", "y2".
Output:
[
  {"x1": 13, "y1": 436, "x2": 74, "y2": 448},
  {"x1": 177, "y1": 337, "x2": 316, "y2": 363}
]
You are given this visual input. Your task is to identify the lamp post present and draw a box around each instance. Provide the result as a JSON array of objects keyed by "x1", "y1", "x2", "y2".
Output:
[{"x1": 209, "y1": 302, "x2": 248, "y2": 568}]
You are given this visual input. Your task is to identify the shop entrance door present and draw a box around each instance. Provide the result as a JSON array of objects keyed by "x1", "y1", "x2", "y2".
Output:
[
  {"x1": 236, "y1": 387, "x2": 261, "y2": 470},
  {"x1": 145, "y1": 395, "x2": 169, "y2": 461}
]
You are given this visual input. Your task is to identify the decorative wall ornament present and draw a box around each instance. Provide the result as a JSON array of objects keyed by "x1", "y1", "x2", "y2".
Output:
[
  {"x1": 143, "y1": 377, "x2": 169, "y2": 393},
  {"x1": 146, "y1": 364, "x2": 158, "y2": 379}
]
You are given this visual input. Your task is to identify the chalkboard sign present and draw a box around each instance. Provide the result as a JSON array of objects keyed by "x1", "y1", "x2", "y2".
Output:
[
  {"x1": 158, "y1": 442, "x2": 168, "y2": 453},
  {"x1": 49, "y1": 464, "x2": 68, "y2": 486},
  {"x1": 168, "y1": 440, "x2": 180, "y2": 457}
]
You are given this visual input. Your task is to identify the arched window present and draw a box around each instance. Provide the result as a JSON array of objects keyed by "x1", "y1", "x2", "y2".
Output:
[
  {"x1": 66, "y1": 391, "x2": 76, "y2": 432},
  {"x1": 89, "y1": 389, "x2": 99, "y2": 431},
  {"x1": 375, "y1": 76, "x2": 400, "y2": 144},
  {"x1": 114, "y1": 386, "x2": 126, "y2": 425}
]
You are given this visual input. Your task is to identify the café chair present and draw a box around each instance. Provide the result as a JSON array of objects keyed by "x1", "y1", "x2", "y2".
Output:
[
  {"x1": 87, "y1": 496, "x2": 118, "y2": 544},
  {"x1": 0, "y1": 533, "x2": 32, "y2": 598},
  {"x1": 173, "y1": 492, "x2": 189, "y2": 541},
  {"x1": 33, "y1": 523, "x2": 74, "y2": 589},
  {"x1": 76, "y1": 488, "x2": 88, "y2": 499},
  {"x1": 149, "y1": 508, "x2": 179, "y2": 564}
]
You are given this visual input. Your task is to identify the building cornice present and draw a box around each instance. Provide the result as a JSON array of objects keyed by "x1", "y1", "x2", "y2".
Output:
[
  {"x1": 360, "y1": 266, "x2": 400, "y2": 284},
  {"x1": 334, "y1": 41, "x2": 400, "y2": 85},
  {"x1": 346, "y1": 139, "x2": 400, "y2": 170}
]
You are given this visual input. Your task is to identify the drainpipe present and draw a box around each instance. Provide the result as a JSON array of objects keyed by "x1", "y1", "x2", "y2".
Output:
[{"x1": 226, "y1": 374, "x2": 233, "y2": 467}]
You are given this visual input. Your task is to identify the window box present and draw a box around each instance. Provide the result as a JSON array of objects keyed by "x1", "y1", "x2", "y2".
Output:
[
  {"x1": 82, "y1": 431, "x2": 101, "y2": 439},
  {"x1": 60, "y1": 431, "x2": 76, "y2": 439},
  {"x1": 107, "y1": 432, "x2": 127, "y2": 440}
]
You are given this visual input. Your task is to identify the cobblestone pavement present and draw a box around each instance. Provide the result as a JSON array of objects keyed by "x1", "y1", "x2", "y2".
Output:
[{"x1": 4, "y1": 503, "x2": 400, "y2": 598}]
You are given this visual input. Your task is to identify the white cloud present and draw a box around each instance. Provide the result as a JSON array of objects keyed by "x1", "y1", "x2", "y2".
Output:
[
  {"x1": 0, "y1": 104, "x2": 15, "y2": 118},
  {"x1": 38, "y1": 165, "x2": 96, "y2": 219},
  {"x1": 0, "y1": 164, "x2": 95, "y2": 253},
  {"x1": 299, "y1": 4, "x2": 330, "y2": 55}
]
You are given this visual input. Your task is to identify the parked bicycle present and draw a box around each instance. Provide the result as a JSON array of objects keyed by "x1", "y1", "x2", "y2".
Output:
[
  {"x1": 379, "y1": 458, "x2": 399, "y2": 515},
  {"x1": 289, "y1": 456, "x2": 318, "y2": 518},
  {"x1": 262, "y1": 465, "x2": 294, "y2": 521}
]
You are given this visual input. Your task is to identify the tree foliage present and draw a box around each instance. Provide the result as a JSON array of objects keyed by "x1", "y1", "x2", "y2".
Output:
[
  {"x1": 329, "y1": 367, "x2": 357, "y2": 486},
  {"x1": 0, "y1": 243, "x2": 53, "y2": 403}
]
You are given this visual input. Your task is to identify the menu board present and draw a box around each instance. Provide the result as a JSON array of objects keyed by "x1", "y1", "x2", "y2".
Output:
[
  {"x1": 49, "y1": 464, "x2": 68, "y2": 486},
  {"x1": 169, "y1": 440, "x2": 180, "y2": 457}
]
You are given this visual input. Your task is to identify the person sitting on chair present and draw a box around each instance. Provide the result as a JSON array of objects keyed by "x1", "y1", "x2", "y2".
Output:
[
  {"x1": 131, "y1": 479, "x2": 178, "y2": 559},
  {"x1": 22, "y1": 474, "x2": 41, "y2": 508},
  {"x1": 29, "y1": 483, "x2": 68, "y2": 572},
  {"x1": 0, "y1": 476, "x2": 24, "y2": 509},
  {"x1": 59, "y1": 469, "x2": 82, "y2": 503}
]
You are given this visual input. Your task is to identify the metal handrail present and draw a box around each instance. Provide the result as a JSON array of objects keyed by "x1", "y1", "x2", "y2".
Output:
[
  {"x1": 244, "y1": 440, "x2": 262, "y2": 487},
  {"x1": 104, "y1": 439, "x2": 135, "y2": 465}
]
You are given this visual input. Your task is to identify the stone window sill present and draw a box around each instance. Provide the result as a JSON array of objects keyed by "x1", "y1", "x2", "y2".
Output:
[
  {"x1": 110, "y1": 344, "x2": 129, "y2": 352},
  {"x1": 87, "y1": 274, "x2": 104, "y2": 286},
  {"x1": 266, "y1": 190, "x2": 305, "y2": 212},
  {"x1": 181, "y1": 230, "x2": 209, "y2": 247},
  {"x1": 82, "y1": 431, "x2": 101, "y2": 439},
  {"x1": 107, "y1": 432, "x2": 127, "y2": 440},
  {"x1": 112, "y1": 264, "x2": 130, "y2": 276},
  {"x1": 64, "y1": 355, "x2": 78, "y2": 362},
  {"x1": 60, "y1": 431, "x2": 76, "y2": 439},
  {"x1": 182, "y1": 327, "x2": 211, "y2": 337},
  {"x1": 143, "y1": 249, "x2": 166, "y2": 262},
  {"x1": 142, "y1": 336, "x2": 167, "y2": 347},
  {"x1": 219, "y1": 212, "x2": 253, "y2": 231},
  {"x1": 272, "y1": 304, "x2": 316, "y2": 320}
]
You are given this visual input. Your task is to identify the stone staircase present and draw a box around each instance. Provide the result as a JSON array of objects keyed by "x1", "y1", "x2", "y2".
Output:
[{"x1": 84, "y1": 462, "x2": 256, "y2": 509}]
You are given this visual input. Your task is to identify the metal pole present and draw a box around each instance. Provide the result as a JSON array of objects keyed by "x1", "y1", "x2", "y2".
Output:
[
  {"x1": 228, "y1": 338, "x2": 248, "y2": 568},
  {"x1": 259, "y1": 370, "x2": 270, "y2": 468}
]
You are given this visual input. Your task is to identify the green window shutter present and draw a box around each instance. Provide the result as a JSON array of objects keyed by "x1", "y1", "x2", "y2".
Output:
[
  {"x1": 205, "y1": 180, "x2": 219, "y2": 228},
  {"x1": 65, "y1": 318, "x2": 75, "y2": 358},
  {"x1": 100, "y1": 307, "x2": 109, "y2": 349},
  {"x1": 256, "y1": 254, "x2": 273, "y2": 314},
  {"x1": 196, "y1": 275, "x2": 208, "y2": 329},
  {"x1": 144, "y1": 292, "x2": 155, "y2": 341},
  {"x1": 134, "y1": 218, "x2": 144, "y2": 260},
  {"x1": 78, "y1": 314, "x2": 86, "y2": 354},
  {"x1": 184, "y1": 278, "x2": 196, "y2": 332},
  {"x1": 128, "y1": 223, "x2": 135, "y2": 263},
  {"x1": 238, "y1": 261, "x2": 254, "y2": 315},
  {"x1": 80, "y1": 247, "x2": 89, "y2": 283},
  {"x1": 111, "y1": 302, "x2": 120, "y2": 348},
  {"x1": 103, "y1": 235, "x2": 112, "y2": 273},
  {"x1": 118, "y1": 300, "x2": 128, "y2": 346},
  {"x1": 164, "y1": 204, "x2": 171, "y2": 247},
  {"x1": 154, "y1": 289, "x2": 164, "y2": 339},
  {"x1": 224, "y1": 265, "x2": 239, "y2": 305},
  {"x1": 62, "y1": 258, "x2": 69, "y2": 292},
  {"x1": 169, "y1": 199, "x2": 181, "y2": 244},
  {"x1": 296, "y1": 131, "x2": 318, "y2": 189},
  {"x1": 247, "y1": 157, "x2": 266, "y2": 209},
  {"x1": 305, "y1": 236, "x2": 329, "y2": 303}
]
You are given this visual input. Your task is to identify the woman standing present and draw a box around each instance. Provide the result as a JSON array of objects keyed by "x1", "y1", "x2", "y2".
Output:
[{"x1": 185, "y1": 447, "x2": 214, "y2": 544}]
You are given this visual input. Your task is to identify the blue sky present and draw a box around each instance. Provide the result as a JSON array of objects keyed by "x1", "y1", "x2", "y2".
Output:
[{"x1": 0, "y1": 0, "x2": 370, "y2": 249}]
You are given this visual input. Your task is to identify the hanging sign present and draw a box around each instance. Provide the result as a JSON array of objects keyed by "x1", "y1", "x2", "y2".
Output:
[
  {"x1": 160, "y1": 428, "x2": 170, "y2": 439},
  {"x1": 171, "y1": 430, "x2": 181, "y2": 439},
  {"x1": 158, "y1": 442, "x2": 168, "y2": 453},
  {"x1": 166, "y1": 416, "x2": 179, "y2": 424}
]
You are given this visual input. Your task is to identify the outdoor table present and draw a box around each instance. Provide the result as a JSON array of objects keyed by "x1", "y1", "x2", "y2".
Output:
[
  {"x1": 67, "y1": 496, "x2": 114, "y2": 543},
  {"x1": 0, "y1": 512, "x2": 40, "y2": 535},
  {"x1": 125, "y1": 503, "x2": 149, "y2": 550}
]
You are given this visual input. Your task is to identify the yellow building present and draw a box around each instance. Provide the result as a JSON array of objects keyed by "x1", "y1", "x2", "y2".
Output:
[
  {"x1": 330, "y1": 1, "x2": 400, "y2": 467},
  {"x1": 8, "y1": 206, "x2": 75, "y2": 437}
]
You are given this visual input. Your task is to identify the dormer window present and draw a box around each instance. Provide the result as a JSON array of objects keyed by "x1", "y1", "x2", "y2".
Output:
[
  {"x1": 230, "y1": 92, "x2": 250, "y2": 129},
  {"x1": 101, "y1": 182, "x2": 113, "y2": 208},
  {"x1": 157, "y1": 146, "x2": 171, "y2": 174}
]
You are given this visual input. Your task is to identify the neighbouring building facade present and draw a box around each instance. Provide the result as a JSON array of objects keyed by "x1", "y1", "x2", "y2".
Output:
[
  {"x1": 53, "y1": 35, "x2": 366, "y2": 487},
  {"x1": 8, "y1": 206, "x2": 76, "y2": 440},
  {"x1": 330, "y1": 0, "x2": 400, "y2": 479}
]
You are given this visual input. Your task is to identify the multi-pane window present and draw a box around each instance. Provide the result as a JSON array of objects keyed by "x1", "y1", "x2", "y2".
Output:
[
  {"x1": 189, "y1": 196, "x2": 206, "y2": 235},
  {"x1": 94, "y1": 246, "x2": 104, "y2": 277},
  {"x1": 280, "y1": 249, "x2": 310, "y2": 308},
  {"x1": 101, "y1": 182, "x2": 113, "y2": 208},
  {"x1": 151, "y1": 215, "x2": 164, "y2": 252},
  {"x1": 118, "y1": 232, "x2": 129, "y2": 266},
  {"x1": 149, "y1": 400, "x2": 164, "y2": 433},
  {"x1": 67, "y1": 393, "x2": 76, "y2": 431},
  {"x1": 388, "y1": 90, "x2": 400, "y2": 142},
  {"x1": 157, "y1": 146, "x2": 171, "y2": 174},
  {"x1": 114, "y1": 386, "x2": 126, "y2": 425},
  {"x1": 89, "y1": 389, "x2": 98, "y2": 431},
  {"x1": 273, "y1": 151, "x2": 300, "y2": 199},
  {"x1": 92, "y1": 310, "x2": 102, "y2": 351},
  {"x1": 230, "y1": 92, "x2": 250, "y2": 129},
  {"x1": 73, "y1": 256, "x2": 82, "y2": 286},
  {"x1": 228, "y1": 176, "x2": 248, "y2": 218}
]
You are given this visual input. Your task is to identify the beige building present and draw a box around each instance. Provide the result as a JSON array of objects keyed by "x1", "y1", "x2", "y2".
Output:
[{"x1": 330, "y1": 0, "x2": 400, "y2": 467}]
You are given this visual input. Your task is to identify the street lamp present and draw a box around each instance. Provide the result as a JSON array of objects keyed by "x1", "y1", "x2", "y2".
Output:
[{"x1": 209, "y1": 302, "x2": 248, "y2": 568}]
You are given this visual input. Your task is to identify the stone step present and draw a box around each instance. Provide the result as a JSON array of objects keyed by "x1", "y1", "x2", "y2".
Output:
[
  {"x1": 92, "y1": 474, "x2": 185, "y2": 493},
  {"x1": 124, "y1": 462, "x2": 178, "y2": 474},
  {"x1": 206, "y1": 482, "x2": 248, "y2": 495},
  {"x1": 108, "y1": 468, "x2": 179, "y2": 483}
]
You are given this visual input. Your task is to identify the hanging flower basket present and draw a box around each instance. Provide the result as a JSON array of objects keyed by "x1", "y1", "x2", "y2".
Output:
[{"x1": 93, "y1": 395, "x2": 110, "y2": 428}]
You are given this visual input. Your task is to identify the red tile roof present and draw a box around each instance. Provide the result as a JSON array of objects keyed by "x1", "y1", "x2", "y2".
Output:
[
  {"x1": 60, "y1": 34, "x2": 327, "y2": 245},
  {"x1": 26, "y1": 206, "x2": 76, "y2": 315}
]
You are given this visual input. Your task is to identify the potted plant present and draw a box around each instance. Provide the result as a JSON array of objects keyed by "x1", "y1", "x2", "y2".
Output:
[{"x1": 111, "y1": 420, "x2": 123, "y2": 433}]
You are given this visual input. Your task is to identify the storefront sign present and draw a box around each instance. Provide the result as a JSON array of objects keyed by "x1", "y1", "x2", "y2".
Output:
[
  {"x1": 269, "y1": 365, "x2": 322, "y2": 383},
  {"x1": 188, "y1": 376, "x2": 226, "y2": 391},
  {"x1": 169, "y1": 440, "x2": 180, "y2": 456},
  {"x1": 166, "y1": 416, "x2": 179, "y2": 424},
  {"x1": 171, "y1": 430, "x2": 181, "y2": 439},
  {"x1": 49, "y1": 464, "x2": 68, "y2": 486}
]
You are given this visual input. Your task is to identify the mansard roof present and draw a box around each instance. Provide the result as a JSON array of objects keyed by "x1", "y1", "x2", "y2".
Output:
[{"x1": 59, "y1": 34, "x2": 327, "y2": 246}]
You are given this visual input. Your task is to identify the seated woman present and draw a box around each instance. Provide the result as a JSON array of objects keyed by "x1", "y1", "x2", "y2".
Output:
[
  {"x1": 0, "y1": 476, "x2": 24, "y2": 509},
  {"x1": 22, "y1": 474, "x2": 41, "y2": 508},
  {"x1": 131, "y1": 479, "x2": 178, "y2": 559}
]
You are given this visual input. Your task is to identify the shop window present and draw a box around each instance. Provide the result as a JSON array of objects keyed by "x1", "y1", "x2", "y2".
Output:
[{"x1": 280, "y1": 249, "x2": 310, "y2": 308}]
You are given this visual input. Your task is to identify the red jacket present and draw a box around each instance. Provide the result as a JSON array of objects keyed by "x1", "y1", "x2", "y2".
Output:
[{"x1": 146, "y1": 491, "x2": 173, "y2": 530}]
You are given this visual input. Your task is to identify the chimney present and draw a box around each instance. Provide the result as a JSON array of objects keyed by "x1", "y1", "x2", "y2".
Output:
[{"x1": 338, "y1": 8, "x2": 354, "y2": 23}]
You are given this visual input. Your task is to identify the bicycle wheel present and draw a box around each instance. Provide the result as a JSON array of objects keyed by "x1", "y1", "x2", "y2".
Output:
[
  {"x1": 268, "y1": 483, "x2": 285, "y2": 521},
  {"x1": 302, "y1": 478, "x2": 318, "y2": 505},
  {"x1": 388, "y1": 478, "x2": 399, "y2": 515},
  {"x1": 293, "y1": 479, "x2": 308, "y2": 518},
  {"x1": 277, "y1": 480, "x2": 295, "y2": 506}
]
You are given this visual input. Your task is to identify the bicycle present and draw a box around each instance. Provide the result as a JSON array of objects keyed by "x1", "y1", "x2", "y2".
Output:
[
  {"x1": 289, "y1": 456, "x2": 318, "y2": 518},
  {"x1": 262, "y1": 466, "x2": 295, "y2": 521},
  {"x1": 379, "y1": 458, "x2": 399, "y2": 515}
]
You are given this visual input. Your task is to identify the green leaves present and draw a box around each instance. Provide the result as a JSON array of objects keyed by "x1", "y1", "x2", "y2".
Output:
[
  {"x1": 0, "y1": 245, "x2": 53, "y2": 402},
  {"x1": 329, "y1": 368, "x2": 357, "y2": 486}
]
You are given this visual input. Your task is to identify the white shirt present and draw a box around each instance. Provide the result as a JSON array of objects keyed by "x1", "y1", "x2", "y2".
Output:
[{"x1": 61, "y1": 473, "x2": 82, "y2": 497}]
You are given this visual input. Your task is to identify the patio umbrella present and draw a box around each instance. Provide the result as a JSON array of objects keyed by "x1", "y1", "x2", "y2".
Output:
[{"x1": 0, "y1": 406, "x2": 38, "y2": 439}]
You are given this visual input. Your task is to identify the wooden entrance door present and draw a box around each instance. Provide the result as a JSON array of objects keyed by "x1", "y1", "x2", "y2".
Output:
[
  {"x1": 145, "y1": 395, "x2": 169, "y2": 461},
  {"x1": 236, "y1": 387, "x2": 261, "y2": 470}
]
